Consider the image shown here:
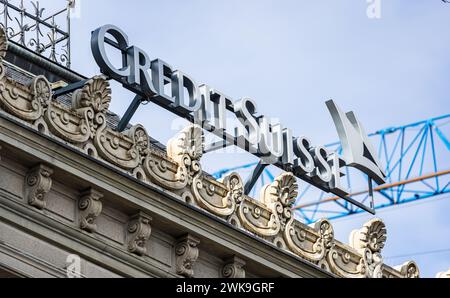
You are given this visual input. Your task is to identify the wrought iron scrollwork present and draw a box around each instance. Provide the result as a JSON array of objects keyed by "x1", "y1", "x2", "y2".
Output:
[{"x1": 0, "y1": 0, "x2": 73, "y2": 67}]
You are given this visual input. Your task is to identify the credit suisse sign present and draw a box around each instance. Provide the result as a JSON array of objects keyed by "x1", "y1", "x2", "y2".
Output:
[{"x1": 91, "y1": 24, "x2": 386, "y2": 211}]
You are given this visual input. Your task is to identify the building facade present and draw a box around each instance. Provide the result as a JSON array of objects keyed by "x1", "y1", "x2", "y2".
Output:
[{"x1": 0, "y1": 26, "x2": 421, "y2": 278}]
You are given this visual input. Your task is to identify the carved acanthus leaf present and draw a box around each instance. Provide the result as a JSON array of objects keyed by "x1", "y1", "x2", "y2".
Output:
[
  {"x1": 127, "y1": 212, "x2": 152, "y2": 256},
  {"x1": 261, "y1": 173, "x2": 298, "y2": 231},
  {"x1": 72, "y1": 76, "x2": 111, "y2": 113},
  {"x1": 175, "y1": 234, "x2": 200, "y2": 278},
  {"x1": 350, "y1": 218, "x2": 387, "y2": 254},
  {"x1": 25, "y1": 164, "x2": 53, "y2": 210},
  {"x1": 78, "y1": 188, "x2": 103, "y2": 233}
]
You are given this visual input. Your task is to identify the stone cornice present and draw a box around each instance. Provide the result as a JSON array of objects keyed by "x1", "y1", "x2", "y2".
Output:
[{"x1": 0, "y1": 27, "x2": 418, "y2": 278}]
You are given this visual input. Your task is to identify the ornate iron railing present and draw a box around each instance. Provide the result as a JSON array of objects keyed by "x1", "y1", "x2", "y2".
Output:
[{"x1": 0, "y1": 0, "x2": 74, "y2": 68}]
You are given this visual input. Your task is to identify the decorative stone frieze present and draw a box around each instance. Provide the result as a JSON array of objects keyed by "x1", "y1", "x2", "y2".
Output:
[
  {"x1": 72, "y1": 75, "x2": 111, "y2": 114},
  {"x1": 78, "y1": 188, "x2": 103, "y2": 233},
  {"x1": 175, "y1": 234, "x2": 200, "y2": 278},
  {"x1": 0, "y1": 23, "x2": 419, "y2": 277},
  {"x1": 261, "y1": 173, "x2": 298, "y2": 232},
  {"x1": 350, "y1": 218, "x2": 386, "y2": 278},
  {"x1": 127, "y1": 212, "x2": 152, "y2": 256},
  {"x1": 222, "y1": 256, "x2": 246, "y2": 278},
  {"x1": 24, "y1": 164, "x2": 53, "y2": 210}
]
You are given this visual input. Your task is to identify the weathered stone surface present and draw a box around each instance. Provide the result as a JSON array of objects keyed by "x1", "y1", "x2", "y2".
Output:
[
  {"x1": 175, "y1": 234, "x2": 200, "y2": 278},
  {"x1": 0, "y1": 24, "x2": 420, "y2": 278}
]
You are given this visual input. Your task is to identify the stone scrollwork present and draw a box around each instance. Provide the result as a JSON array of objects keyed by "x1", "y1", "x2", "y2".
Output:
[
  {"x1": 72, "y1": 75, "x2": 111, "y2": 114},
  {"x1": 396, "y1": 261, "x2": 420, "y2": 278},
  {"x1": 222, "y1": 256, "x2": 246, "y2": 278},
  {"x1": 261, "y1": 173, "x2": 298, "y2": 231},
  {"x1": 189, "y1": 171, "x2": 243, "y2": 218},
  {"x1": 350, "y1": 218, "x2": 386, "y2": 278},
  {"x1": 25, "y1": 164, "x2": 53, "y2": 210},
  {"x1": 45, "y1": 100, "x2": 93, "y2": 144},
  {"x1": 44, "y1": 76, "x2": 110, "y2": 144},
  {"x1": 191, "y1": 175, "x2": 235, "y2": 218},
  {"x1": 0, "y1": 35, "x2": 421, "y2": 278},
  {"x1": 236, "y1": 173, "x2": 298, "y2": 239},
  {"x1": 327, "y1": 241, "x2": 368, "y2": 278},
  {"x1": 283, "y1": 218, "x2": 333, "y2": 262},
  {"x1": 350, "y1": 218, "x2": 387, "y2": 253},
  {"x1": 127, "y1": 212, "x2": 152, "y2": 256},
  {"x1": 144, "y1": 124, "x2": 203, "y2": 191},
  {"x1": 95, "y1": 123, "x2": 149, "y2": 170},
  {"x1": 78, "y1": 188, "x2": 103, "y2": 233},
  {"x1": 175, "y1": 234, "x2": 200, "y2": 278},
  {"x1": 0, "y1": 75, "x2": 50, "y2": 122},
  {"x1": 143, "y1": 148, "x2": 188, "y2": 190},
  {"x1": 167, "y1": 124, "x2": 203, "y2": 177},
  {"x1": 237, "y1": 196, "x2": 281, "y2": 238}
]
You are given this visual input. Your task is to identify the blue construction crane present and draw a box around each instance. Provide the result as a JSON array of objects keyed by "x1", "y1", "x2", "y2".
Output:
[{"x1": 212, "y1": 114, "x2": 450, "y2": 223}]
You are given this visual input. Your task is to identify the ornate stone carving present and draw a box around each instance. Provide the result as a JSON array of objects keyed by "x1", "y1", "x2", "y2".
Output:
[
  {"x1": 45, "y1": 101, "x2": 94, "y2": 143},
  {"x1": 78, "y1": 188, "x2": 103, "y2": 233},
  {"x1": 436, "y1": 268, "x2": 450, "y2": 278},
  {"x1": 25, "y1": 164, "x2": 53, "y2": 210},
  {"x1": 0, "y1": 75, "x2": 50, "y2": 122},
  {"x1": 31, "y1": 76, "x2": 52, "y2": 108},
  {"x1": 175, "y1": 234, "x2": 200, "y2": 278},
  {"x1": 0, "y1": 51, "x2": 421, "y2": 279},
  {"x1": 283, "y1": 218, "x2": 333, "y2": 262},
  {"x1": 168, "y1": 124, "x2": 203, "y2": 165},
  {"x1": 190, "y1": 175, "x2": 236, "y2": 218},
  {"x1": 395, "y1": 261, "x2": 420, "y2": 278},
  {"x1": 144, "y1": 125, "x2": 203, "y2": 191},
  {"x1": 143, "y1": 149, "x2": 188, "y2": 190},
  {"x1": 327, "y1": 242, "x2": 368, "y2": 278},
  {"x1": 167, "y1": 124, "x2": 203, "y2": 179},
  {"x1": 261, "y1": 173, "x2": 298, "y2": 231},
  {"x1": 237, "y1": 196, "x2": 281, "y2": 237},
  {"x1": 72, "y1": 76, "x2": 111, "y2": 113},
  {"x1": 350, "y1": 218, "x2": 386, "y2": 253},
  {"x1": 222, "y1": 172, "x2": 244, "y2": 206},
  {"x1": 350, "y1": 218, "x2": 386, "y2": 278},
  {"x1": 94, "y1": 123, "x2": 149, "y2": 170},
  {"x1": 46, "y1": 76, "x2": 111, "y2": 144},
  {"x1": 222, "y1": 256, "x2": 246, "y2": 278},
  {"x1": 127, "y1": 212, "x2": 152, "y2": 256}
]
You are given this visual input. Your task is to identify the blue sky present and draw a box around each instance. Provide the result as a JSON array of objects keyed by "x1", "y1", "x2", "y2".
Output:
[{"x1": 38, "y1": 0, "x2": 450, "y2": 277}]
